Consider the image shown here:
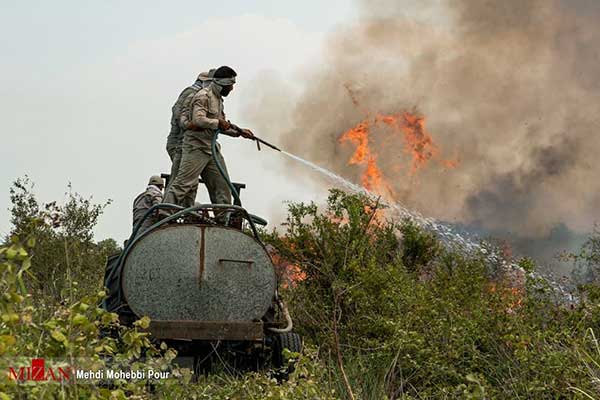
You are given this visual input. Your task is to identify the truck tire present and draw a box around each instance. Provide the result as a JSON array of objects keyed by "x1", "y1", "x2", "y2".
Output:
[{"x1": 271, "y1": 332, "x2": 303, "y2": 379}]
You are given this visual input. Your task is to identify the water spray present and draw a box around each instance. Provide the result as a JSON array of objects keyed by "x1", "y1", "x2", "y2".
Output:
[{"x1": 241, "y1": 136, "x2": 574, "y2": 302}]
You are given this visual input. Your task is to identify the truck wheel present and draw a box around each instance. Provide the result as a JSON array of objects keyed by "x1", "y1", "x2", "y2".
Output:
[{"x1": 271, "y1": 332, "x2": 303, "y2": 379}]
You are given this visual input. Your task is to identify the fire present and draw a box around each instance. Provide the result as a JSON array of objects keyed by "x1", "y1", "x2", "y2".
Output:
[
  {"x1": 339, "y1": 120, "x2": 393, "y2": 196},
  {"x1": 396, "y1": 112, "x2": 438, "y2": 174},
  {"x1": 267, "y1": 245, "x2": 307, "y2": 288},
  {"x1": 340, "y1": 110, "x2": 456, "y2": 198},
  {"x1": 285, "y1": 264, "x2": 307, "y2": 288},
  {"x1": 488, "y1": 282, "x2": 525, "y2": 313},
  {"x1": 342, "y1": 120, "x2": 370, "y2": 165}
]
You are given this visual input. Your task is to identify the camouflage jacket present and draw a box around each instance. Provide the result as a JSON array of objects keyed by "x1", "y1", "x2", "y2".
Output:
[
  {"x1": 180, "y1": 82, "x2": 225, "y2": 140},
  {"x1": 132, "y1": 185, "x2": 163, "y2": 229},
  {"x1": 166, "y1": 72, "x2": 213, "y2": 149}
]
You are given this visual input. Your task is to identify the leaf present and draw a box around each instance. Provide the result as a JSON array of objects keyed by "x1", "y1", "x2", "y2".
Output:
[
  {"x1": 1, "y1": 313, "x2": 19, "y2": 324},
  {"x1": 21, "y1": 258, "x2": 31, "y2": 271},
  {"x1": 101, "y1": 313, "x2": 118, "y2": 325},
  {"x1": 5, "y1": 247, "x2": 17, "y2": 259},
  {"x1": 72, "y1": 314, "x2": 88, "y2": 325},
  {"x1": 0, "y1": 392, "x2": 12, "y2": 400},
  {"x1": 16, "y1": 247, "x2": 28, "y2": 259},
  {"x1": 110, "y1": 389, "x2": 127, "y2": 400},
  {"x1": 51, "y1": 330, "x2": 67, "y2": 343},
  {"x1": 0, "y1": 335, "x2": 16, "y2": 346},
  {"x1": 134, "y1": 316, "x2": 151, "y2": 329}
]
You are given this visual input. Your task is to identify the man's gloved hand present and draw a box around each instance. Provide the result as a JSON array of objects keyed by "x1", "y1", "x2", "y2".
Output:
[
  {"x1": 239, "y1": 128, "x2": 254, "y2": 139},
  {"x1": 218, "y1": 118, "x2": 231, "y2": 131}
]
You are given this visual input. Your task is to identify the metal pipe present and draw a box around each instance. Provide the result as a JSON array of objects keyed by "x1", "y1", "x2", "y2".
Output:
[{"x1": 267, "y1": 299, "x2": 293, "y2": 333}]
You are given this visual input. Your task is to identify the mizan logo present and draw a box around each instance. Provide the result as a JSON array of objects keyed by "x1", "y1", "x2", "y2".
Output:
[{"x1": 8, "y1": 358, "x2": 73, "y2": 382}]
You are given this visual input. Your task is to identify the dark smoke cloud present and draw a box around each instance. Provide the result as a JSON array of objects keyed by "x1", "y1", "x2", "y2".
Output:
[{"x1": 244, "y1": 0, "x2": 600, "y2": 263}]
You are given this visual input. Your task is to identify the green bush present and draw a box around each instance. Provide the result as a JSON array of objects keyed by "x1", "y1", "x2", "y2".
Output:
[
  {"x1": 266, "y1": 189, "x2": 600, "y2": 399},
  {"x1": 0, "y1": 235, "x2": 177, "y2": 399},
  {"x1": 0, "y1": 236, "x2": 336, "y2": 400},
  {"x1": 7, "y1": 177, "x2": 120, "y2": 302},
  {"x1": 4, "y1": 182, "x2": 600, "y2": 399}
]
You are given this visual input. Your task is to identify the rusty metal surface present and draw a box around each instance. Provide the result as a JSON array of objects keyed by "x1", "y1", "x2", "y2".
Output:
[
  {"x1": 122, "y1": 225, "x2": 276, "y2": 321},
  {"x1": 148, "y1": 320, "x2": 264, "y2": 341}
]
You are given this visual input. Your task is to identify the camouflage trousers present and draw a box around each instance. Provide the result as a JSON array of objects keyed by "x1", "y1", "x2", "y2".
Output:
[
  {"x1": 163, "y1": 131, "x2": 232, "y2": 208},
  {"x1": 165, "y1": 144, "x2": 182, "y2": 195}
]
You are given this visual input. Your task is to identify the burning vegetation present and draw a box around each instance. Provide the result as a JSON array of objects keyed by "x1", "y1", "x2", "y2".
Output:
[{"x1": 339, "y1": 107, "x2": 458, "y2": 201}]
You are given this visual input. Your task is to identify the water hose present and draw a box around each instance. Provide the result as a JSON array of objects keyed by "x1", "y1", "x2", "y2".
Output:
[
  {"x1": 212, "y1": 130, "x2": 242, "y2": 206},
  {"x1": 106, "y1": 131, "x2": 287, "y2": 329},
  {"x1": 212, "y1": 130, "x2": 294, "y2": 333}
]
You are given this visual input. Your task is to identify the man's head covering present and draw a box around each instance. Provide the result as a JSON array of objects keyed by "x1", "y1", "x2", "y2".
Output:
[
  {"x1": 213, "y1": 66, "x2": 237, "y2": 86},
  {"x1": 197, "y1": 68, "x2": 216, "y2": 82},
  {"x1": 148, "y1": 175, "x2": 164, "y2": 187}
]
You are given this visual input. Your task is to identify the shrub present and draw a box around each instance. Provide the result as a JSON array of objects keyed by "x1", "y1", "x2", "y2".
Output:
[
  {"x1": 266, "y1": 189, "x2": 599, "y2": 399},
  {"x1": 7, "y1": 177, "x2": 119, "y2": 301},
  {"x1": 4, "y1": 183, "x2": 600, "y2": 399}
]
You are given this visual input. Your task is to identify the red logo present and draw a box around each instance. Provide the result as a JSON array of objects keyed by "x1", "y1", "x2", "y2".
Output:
[{"x1": 8, "y1": 358, "x2": 72, "y2": 382}]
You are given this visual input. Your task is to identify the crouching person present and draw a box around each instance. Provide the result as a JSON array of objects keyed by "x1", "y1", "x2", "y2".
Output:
[{"x1": 132, "y1": 175, "x2": 164, "y2": 234}]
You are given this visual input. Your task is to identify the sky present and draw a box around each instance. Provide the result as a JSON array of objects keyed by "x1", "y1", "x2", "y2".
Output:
[{"x1": 0, "y1": 0, "x2": 358, "y2": 242}]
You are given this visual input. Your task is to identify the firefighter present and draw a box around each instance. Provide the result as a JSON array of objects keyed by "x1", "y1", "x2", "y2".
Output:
[
  {"x1": 165, "y1": 69, "x2": 215, "y2": 193},
  {"x1": 163, "y1": 65, "x2": 253, "y2": 208},
  {"x1": 132, "y1": 175, "x2": 164, "y2": 234}
]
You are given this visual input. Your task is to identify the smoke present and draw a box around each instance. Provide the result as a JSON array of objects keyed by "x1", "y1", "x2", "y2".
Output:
[{"x1": 244, "y1": 0, "x2": 600, "y2": 263}]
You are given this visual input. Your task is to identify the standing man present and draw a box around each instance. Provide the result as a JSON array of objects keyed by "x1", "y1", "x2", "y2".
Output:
[
  {"x1": 132, "y1": 175, "x2": 164, "y2": 234},
  {"x1": 165, "y1": 69, "x2": 215, "y2": 193},
  {"x1": 163, "y1": 66, "x2": 253, "y2": 208}
]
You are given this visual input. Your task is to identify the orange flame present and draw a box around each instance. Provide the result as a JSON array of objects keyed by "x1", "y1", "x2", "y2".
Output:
[
  {"x1": 268, "y1": 246, "x2": 307, "y2": 289},
  {"x1": 488, "y1": 282, "x2": 525, "y2": 313},
  {"x1": 339, "y1": 119, "x2": 393, "y2": 196},
  {"x1": 399, "y1": 112, "x2": 438, "y2": 174},
  {"x1": 339, "y1": 109, "x2": 459, "y2": 197}
]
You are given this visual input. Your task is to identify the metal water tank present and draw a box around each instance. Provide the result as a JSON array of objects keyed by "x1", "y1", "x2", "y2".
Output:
[{"x1": 121, "y1": 224, "x2": 276, "y2": 321}]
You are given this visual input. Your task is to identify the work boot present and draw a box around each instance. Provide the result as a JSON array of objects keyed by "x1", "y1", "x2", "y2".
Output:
[
  {"x1": 228, "y1": 214, "x2": 243, "y2": 230},
  {"x1": 213, "y1": 210, "x2": 232, "y2": 227},
  {"x1": 157, "y1": 208, "x2": 173, "y2": 220}
]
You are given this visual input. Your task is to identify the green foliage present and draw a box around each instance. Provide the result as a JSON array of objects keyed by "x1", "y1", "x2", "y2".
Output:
[
  {"x1": 569, "y1": 328, "x2": 600, "y2": 400},
  {"x1": 7, "y1": 177, "x2": 119, "y2": 301},
  {"x1": 0, "y1": 236, "x2": 335, "y2": 400},
  {"x1": 518, "y1": 256, "x2": 536, "y2": 273},
  {"x1": 0, "y1": 179, "x2": 338, "y2": 399},
  {"x1": 570, "y1": 225, "x2": 600, "y2": 289},
  {"x1": 157, "y1": 347, "x2": 337, "y2": 400},
  {"x1": 265, "y1": 189, "x2": 600, "y2": 399},
  {"x1": 4, "y1": 183, "x2": 600, "y2": 399},
  {"x1": 0, "y1": 237, "x2": 176, "y2": 399},
  {"x1": 399, "y1": 217, "x2": 441, "y2": 272}
]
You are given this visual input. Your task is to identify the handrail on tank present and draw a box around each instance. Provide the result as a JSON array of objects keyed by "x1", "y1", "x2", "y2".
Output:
[
  {"x1": 130, "y1": 203, "x2": 186, "y2": 239},
  {"x1": 127, "y1": 202, "x2": 261, "y2": 265}
]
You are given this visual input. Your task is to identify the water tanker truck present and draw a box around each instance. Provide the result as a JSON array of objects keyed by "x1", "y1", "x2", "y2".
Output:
[{"x1": 102, "y1": 132, "x2": 301, "y2": 375}]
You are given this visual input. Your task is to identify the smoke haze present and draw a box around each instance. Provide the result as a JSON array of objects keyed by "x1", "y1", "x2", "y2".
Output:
[{"x1": 244, "y1": 0, "x2": 600, "y2": 267}]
